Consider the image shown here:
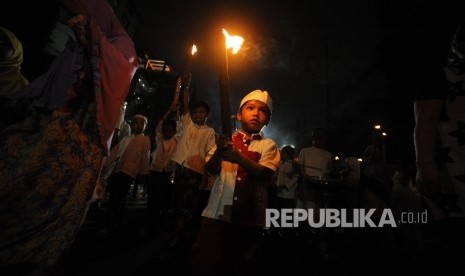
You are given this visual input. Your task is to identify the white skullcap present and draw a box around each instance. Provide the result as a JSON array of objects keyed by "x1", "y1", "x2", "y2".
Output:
[
  {"x1": 132, "y1": 114, "x2": 148, "y2": 124},
  {"x1": 239, "y1": 89, "x2": 273, "y2": 114}
]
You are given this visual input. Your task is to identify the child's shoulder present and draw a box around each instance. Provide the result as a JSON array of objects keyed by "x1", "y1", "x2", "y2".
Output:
[
  {"x1": 261, "y1": 137, "x2": 277, "y2": 144},
  {"x1": 197, "y1": 124, "x2": 215, "y2": 133},
  {"x1": 254, "y1": 137, "x2": 279, "y2": 150},
  {"x1": 133, "y1": 134, "x2": 150, "y2": 142}
]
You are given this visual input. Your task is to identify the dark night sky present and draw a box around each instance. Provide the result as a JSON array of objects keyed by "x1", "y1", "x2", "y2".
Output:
[
  {"x1": 132, "y1": 1, "x2": 386, "y2": 153},
  {"x1": 131, "y1": 0, "x2": 464, "y2": 162},
  {"x1": 2, "y1": 0, "x2": 464, "y2": 162}
]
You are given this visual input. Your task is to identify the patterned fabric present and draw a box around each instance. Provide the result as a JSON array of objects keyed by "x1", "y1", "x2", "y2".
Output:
[
  {"x1": 440, "y1": 21, "x2": 465, "y2": 214},
  {"x1": 0, "y1": 106, "x2": 103, "y2": 266},
  {"x1": 0, "y1": 0, "x2": 136, "y2": 266},
  {"x1": 9, "y1": 0, "x2": 137, "y2": 152}
]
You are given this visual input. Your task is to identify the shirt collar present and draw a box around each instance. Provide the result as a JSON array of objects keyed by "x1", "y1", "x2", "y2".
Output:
[
  {"x1": 193, "y1": 123, "x2": 209, "y2": 129},
  {"x1": 237, "y1": 130, "x2": 263, "y2": 141}
]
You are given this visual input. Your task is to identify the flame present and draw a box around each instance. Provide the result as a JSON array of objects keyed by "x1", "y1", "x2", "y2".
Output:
[
  {"x1": 222, "y1": 29, "x2": 244, "y2": 54},
  {"x1": 191, "y1": 44, "x2": 197, "y2": 56}
]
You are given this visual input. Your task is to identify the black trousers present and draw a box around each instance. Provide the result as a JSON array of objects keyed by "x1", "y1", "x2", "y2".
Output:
[
  {"x1": 105, "y1": 172, "x2": 134, "y2": 228},
  {"x1": 190, "y1": 218, "x2": 263, "y2": 276},
  {"x1": 172, "y1": 165, "x2": 207, "y2": 244},
  {"x1": 147, "y1": 170, "x2": 173, "y2": 217}
]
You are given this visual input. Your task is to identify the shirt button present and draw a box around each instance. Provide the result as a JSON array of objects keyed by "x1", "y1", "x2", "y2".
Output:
[
  {"x1": 237, "y1": 177, "x2": 242, "y2": 181},
  {"x1": 243, "y1": 143, "x2": 247, "y2": 146},
  {"x1": 234, "y1": 196, "x2": 238, "y2": 200}
]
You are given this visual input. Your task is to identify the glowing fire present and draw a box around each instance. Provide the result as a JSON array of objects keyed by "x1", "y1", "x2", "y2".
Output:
[
  {"x1": 222, "y1": 29, "x2": 244, "y2": 54},
  {"x1": 191, "y1": 44, "x2": 197, "y2": 56}
]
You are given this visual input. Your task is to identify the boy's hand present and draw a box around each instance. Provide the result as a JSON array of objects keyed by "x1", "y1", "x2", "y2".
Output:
[
  {"x1": 170, "y1": 100, "x2": 180, "y2": 112},
  {"x1": 216, "y1": 134, "x2": 232, "y2": 151},
  {"x1": 220, "y1": 146, "x2": 243, "y2": 163},
  {"x1": 215, "y1": 135, "x2": 243, "y2": 163},
  {"x1": 181, "y1": 73, "x2": 192, "y2": 88},
  {"x1": 175, "y1": 76, "x2": 182, "y2": 94}
]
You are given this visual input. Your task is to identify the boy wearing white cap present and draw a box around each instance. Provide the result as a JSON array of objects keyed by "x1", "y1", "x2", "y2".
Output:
[
  {"x1": 99, "y1": 114, "x2": 151, "y2": 234},
  {"x1": 191, "y1": 90, "x2": 280, "y2": 274}
]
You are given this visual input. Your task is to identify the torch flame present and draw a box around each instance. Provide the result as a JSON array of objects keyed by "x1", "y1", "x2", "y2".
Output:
[
  {"x1": 222, "y1": 29, "x2": 244, "y2": 54},
  {"x1": 191, "y1": 44, "x2": 197, "y2": 56}
]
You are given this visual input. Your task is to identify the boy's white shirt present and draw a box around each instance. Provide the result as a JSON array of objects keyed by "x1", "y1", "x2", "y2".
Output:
[
  {"x1": 100, "y1": 135, "x2": 135, "y2": 180},
  {"x1": 298, "y1": 146, "x2": 332, "y2": 177},
  {"x1": 102, "y1": 134, "x2": 150, "y2": 179},
  {"x1": 170, "y1": 113, "x2": 216, "y2": 174},
  {"x1": 150, "y1": 120, "x2": 178, "y2": 172},
  {"x1": 202, "y1": 134, "x2": 280, "y2": 222}
]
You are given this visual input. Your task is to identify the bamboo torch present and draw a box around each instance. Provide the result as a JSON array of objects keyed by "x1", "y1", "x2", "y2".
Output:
[
  {"x1": 176, "y1": 44, "x2": 197, "y2": 119},
  {"x1": 219, "y1": 28, "x2": 244, "y2": 137},
  {"x1": 186, "y1": 44, "x2": 197, "y2": 75}
]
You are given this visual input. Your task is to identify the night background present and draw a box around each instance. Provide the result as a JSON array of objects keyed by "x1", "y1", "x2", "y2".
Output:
[
  {"x1": 2, "y1": 0, "x2": 464, "y2": 161},
  {"x1": 2, "y1": 0, "x2": 465, "y2": 275}
]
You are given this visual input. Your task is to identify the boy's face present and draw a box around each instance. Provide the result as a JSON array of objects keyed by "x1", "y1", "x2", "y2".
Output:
[
  {"x1": 131, "y1": 118, "x2": 147, "y2": 135},
  {"x1": 191, "y1": 106, "x2": 208, "y2": 125},
  {"x1": 281, "y1": 150, "x2": 291, "y2": 160},
  {"x1": 237, "y1": 100, "x2": 270, "y2": 134},
  {"x1": 162, "y1": 125, "x2": 176, "y2": 140},
  {"x1": 312, "y1": 135, "x2": 327, "y2": 149}
]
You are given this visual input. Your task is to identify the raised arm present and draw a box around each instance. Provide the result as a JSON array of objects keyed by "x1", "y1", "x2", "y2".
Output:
[
  {"x1": 180, "y1": 73, "x2": 191, "y2": 116},
  {"x1": 162, "y1": 82, "x2": 181, "y2": 121}
]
